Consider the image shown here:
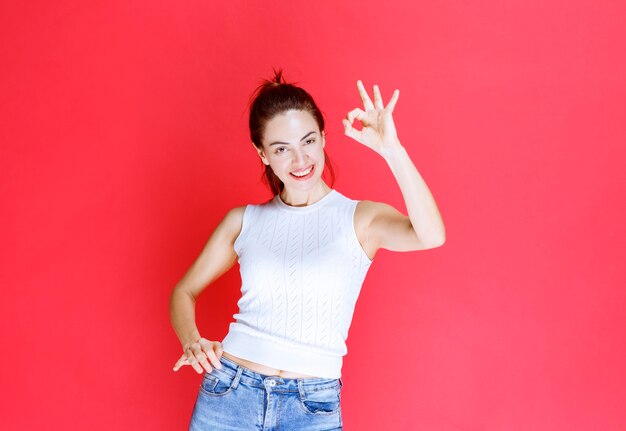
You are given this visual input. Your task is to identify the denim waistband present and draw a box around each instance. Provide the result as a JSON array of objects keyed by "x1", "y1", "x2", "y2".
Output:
[{"x1": 210, "y1": 354, "x2": 343, "y2": 392}]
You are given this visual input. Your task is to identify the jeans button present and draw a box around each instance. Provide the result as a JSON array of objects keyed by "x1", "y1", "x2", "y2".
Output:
[{"x1": 269, "y1": 380, "x2": 276, "y2": 387}]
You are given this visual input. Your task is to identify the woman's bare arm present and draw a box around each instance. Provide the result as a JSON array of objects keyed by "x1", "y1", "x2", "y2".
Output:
[
  {"x1": 344, "y1": 80, "x2": 445, "y2": 252},
  {"x1": 169, "y1": 205, "x2": 245, "y2": 351}
]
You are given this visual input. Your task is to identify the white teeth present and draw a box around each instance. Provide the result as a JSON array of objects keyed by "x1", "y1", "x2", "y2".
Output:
[{"x1": 291, "y1": 166, "x2": 313, "y2": 177}]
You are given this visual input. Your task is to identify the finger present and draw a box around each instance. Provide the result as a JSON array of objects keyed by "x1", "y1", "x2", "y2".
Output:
[
  {"x1": 386, "y1": 89, "x2": 400, "y2": 113},
  {"x1": 346, "y1": 108, "x2": 366, "y2": 125},
  {"x1": 195, "y1": 350, "x2": 214, "y2": 374},
  {"x1": 373, "y1": 84, "x2": 384, "y2": 109},
  {"x1": 187, "y1": 350, "x2": 208, "y2": 374},
  {"x1": 214, "y1": 341, "x2": 224, "y2": 358},
  {"x1": 199, "y1": 340, "x2": 222, "y2": 369},
  {"x1": 205, "y1": 346, "x2": 222, "y2": 370},
  {"x1": 343, "y1": 118, "x2": 362, "y2": 142},
  {"x1": 173, "y1": 356, "x2": 189, "y2": 371},
  {"x1": 356, "y1": 80, "x2": 374, "y2": 110}
]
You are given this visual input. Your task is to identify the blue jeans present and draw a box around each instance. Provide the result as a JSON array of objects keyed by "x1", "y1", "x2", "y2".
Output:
[{"x1": 189, "y1": 355, "x2": 343, "y2": 430}]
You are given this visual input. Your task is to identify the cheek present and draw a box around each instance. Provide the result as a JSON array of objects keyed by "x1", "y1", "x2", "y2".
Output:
[
  {"x1": 313, "y1": 148, "x2": 326, "y2": 163},
  {"x1": 270, "y1": 158, "x2": 292, "y2": 172},
  {"x1": 305, "y1": 144, "x2": 322, "y2": 155}
]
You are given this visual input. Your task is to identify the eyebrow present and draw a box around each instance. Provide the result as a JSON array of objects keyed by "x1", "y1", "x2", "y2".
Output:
[{"x1": 269, "y1": 131, "x2": 317, "y2": 147}]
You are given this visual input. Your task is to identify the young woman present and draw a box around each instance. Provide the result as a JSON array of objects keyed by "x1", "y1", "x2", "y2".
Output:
[{"x1": 169, "y1": 70, "x2": 446, "y2": 430}]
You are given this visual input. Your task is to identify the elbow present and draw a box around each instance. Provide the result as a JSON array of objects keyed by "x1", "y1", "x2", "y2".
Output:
[
  {"x1": 426, "y1": 234, "x2": 446, "y2": 249},
  {"x1": 170, "y1": 285, "x2": 198, "y2": 309},
  {"x1": 433, "y1": 226, "x2": 446, "y2": 247},
  {"x1": 426, "y1": 240, "x2": 445, "y2": 249}
]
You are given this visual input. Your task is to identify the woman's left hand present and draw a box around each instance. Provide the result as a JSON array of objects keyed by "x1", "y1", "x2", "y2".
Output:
[{"x1": 343, "y1": 80, "x2": 401, "y2": 156}]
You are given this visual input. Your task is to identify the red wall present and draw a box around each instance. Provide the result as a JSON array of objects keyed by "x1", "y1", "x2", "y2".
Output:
[{"x1": 2, "y1": 1, "x2": 625, "y2": 429}]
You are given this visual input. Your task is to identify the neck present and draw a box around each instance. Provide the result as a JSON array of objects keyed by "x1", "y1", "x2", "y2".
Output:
[{"x1": 279, "y1": 183, "x2": 332, "y2": 207}]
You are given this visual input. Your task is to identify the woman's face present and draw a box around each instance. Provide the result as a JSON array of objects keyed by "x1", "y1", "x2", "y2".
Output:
[{"x1": 257, "y1": 109, "x2": 326, "y2": 191}]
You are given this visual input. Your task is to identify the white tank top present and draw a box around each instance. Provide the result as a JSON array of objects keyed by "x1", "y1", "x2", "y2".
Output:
[{"x1": 220, "y1": 189, "x2": 373, "y2": 378}]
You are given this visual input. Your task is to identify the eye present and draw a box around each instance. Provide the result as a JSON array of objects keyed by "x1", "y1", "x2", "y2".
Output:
[
  {"x1": 275, "y1": 146, "x2": 288, "y2": 154},
  {"x1": 305, "y1": 138, "x2": 315, "y2": 144}
]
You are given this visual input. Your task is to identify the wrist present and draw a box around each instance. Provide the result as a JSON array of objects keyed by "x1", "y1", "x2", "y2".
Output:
[
  {"x1": 381, "y1": 142, "x2": 407, "y2": 163},
  {"x1": 182, "y1": 334, "x2": 202, "y2": 351}
]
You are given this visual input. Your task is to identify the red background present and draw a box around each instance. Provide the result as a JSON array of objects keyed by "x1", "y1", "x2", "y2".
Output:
[{"x1": 2, "y1": 1, "x2": 625, "y2": 429}]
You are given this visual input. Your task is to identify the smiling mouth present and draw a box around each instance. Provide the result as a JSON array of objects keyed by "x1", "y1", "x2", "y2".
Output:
[{"x1": 290, "y1": 165, "x2": 314, "y2": 179}]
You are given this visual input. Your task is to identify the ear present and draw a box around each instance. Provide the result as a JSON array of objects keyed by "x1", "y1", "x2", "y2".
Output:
[
  {"x1": 321, "y1": 131, "x2": 326, "y2": 148},
  {"x1": 253, "y1": 142, "x2": 270, "y2": 165}
]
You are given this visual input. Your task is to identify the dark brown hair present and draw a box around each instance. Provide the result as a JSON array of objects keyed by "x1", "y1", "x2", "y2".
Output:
[{"x1": 248, "y1": 68, "x2": 336, "y2": 196}]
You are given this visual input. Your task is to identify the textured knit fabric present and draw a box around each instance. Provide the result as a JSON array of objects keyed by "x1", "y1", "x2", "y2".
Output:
[{"x1": 220, "y1": 189, "x2": 373, "y2": 378}]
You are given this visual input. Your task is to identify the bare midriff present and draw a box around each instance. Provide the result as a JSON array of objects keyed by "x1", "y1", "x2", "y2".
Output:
[{"x1": 222, "y1": 351, "x2": 319, "y2": 379}]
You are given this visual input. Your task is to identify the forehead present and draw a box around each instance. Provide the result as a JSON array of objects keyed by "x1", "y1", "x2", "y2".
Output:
[{"x1": 263, "y1": 110, "x2": 319, "y2": 142}]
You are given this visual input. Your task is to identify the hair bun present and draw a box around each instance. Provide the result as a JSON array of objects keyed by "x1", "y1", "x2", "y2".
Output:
[{"x1": 271, "y1": 67, "x2": 286, "y2": 85}]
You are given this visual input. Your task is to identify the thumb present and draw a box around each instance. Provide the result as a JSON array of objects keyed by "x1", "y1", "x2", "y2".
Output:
[
  {"x1": 343, "y1": 118, "x2": 360, "y2": 142},
  {"x1": 215, "y1": 342, "x2": 224, "y2": 357}
]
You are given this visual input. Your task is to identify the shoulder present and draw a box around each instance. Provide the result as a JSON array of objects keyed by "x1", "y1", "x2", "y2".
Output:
[
  {"x1": 224, "y1": 197, "x2": 274, "y2": 226},
  {"x1": 226, "y1": 205, "x2": 247, "y2": 219},
  {"x1": 334, "y1": 191, "x2": 383, "y2": 221},
  {"x1": 352, "y1": 200, "x2": 394, "y2": 260},
  {"x1": 354, "y1": 199, "x2": 397, "y2": 225},
  {"x1": 219, "y1": 205, "x2": 248, "y2": 239}
]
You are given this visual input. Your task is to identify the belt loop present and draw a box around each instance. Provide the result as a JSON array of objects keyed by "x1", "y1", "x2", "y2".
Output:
[
  {"x1": 231, "y1": 365, "x2": 244, "y2": 390},
  {"x1": 297, "y1": 379, "x2": 306, "y2": 399},
  {"x1": 338, "y1": 377, "x2": 343, "y2": 388}
]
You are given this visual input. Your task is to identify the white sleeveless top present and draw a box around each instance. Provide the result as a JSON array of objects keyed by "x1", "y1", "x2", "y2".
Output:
[{"x1": 220, "y1": 189, "x2": 373, "y2": 378}]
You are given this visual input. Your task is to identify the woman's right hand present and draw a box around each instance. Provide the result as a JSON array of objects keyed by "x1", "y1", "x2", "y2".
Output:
[{"x1": 172, "y1": 337, "x2": 224, "y2": 374}]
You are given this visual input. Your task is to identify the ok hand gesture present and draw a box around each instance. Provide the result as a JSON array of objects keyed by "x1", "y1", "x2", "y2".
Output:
[{"x1": 343, "y1": 80, "x2": 401, "y2": 156}]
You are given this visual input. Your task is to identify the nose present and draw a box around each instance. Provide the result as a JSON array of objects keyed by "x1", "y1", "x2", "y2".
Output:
[{"x1": 292, "y1": 148, "x2": 308, "y2": 166}]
